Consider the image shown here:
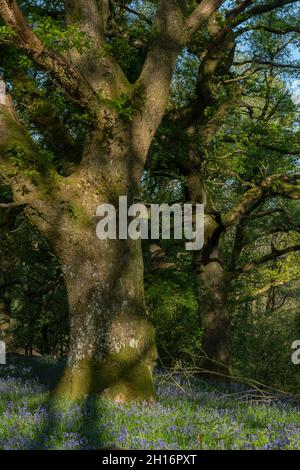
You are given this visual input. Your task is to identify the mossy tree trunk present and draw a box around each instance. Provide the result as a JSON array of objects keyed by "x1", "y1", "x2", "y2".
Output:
[
  {"x1": 1, "y1": 0, "x2": 218, "y2": 401},
  {"x1": 1, "y1": 98, "x2": 158, "y2": 400},
  {"x1": 56, "y1": 228, "x2": 157, "y2": 401},
  {"x1": 51, "y1": 131, "x2": 158, "y2": 400}
]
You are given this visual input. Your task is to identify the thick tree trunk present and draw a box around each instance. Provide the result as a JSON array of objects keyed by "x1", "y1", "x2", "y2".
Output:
[
  {"x1": 1, "y1": 96, "x2": 158, "y2": 401},
  {"x1": 55, "y1": 229, "x2": 157, "y2": 402},
  {"x1": 196, "y1": 253, "x2": 233, "y2": 377},
  {"x1": 0, "y1": 0, "x2": 226, "y2": 401},
  {"x1": 50, "y1": 129, "x2": 158, "y2": 401}
]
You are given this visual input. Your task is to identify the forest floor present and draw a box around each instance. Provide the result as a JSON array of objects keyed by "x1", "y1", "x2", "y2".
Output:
[{"x1": 0, "y1": 356, "x2": 299, "y2": 450}]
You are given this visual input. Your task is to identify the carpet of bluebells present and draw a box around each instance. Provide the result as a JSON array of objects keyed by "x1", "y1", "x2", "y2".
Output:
[{"x1": 0, "y1": 356, "x2": 299, "y2": 450}]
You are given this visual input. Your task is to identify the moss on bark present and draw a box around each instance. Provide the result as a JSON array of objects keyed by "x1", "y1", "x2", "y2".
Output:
[{"x1": 54, "y1": 342, "x2": 157, "y2": 402}]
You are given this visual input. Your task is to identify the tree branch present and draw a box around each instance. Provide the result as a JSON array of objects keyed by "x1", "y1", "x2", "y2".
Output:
[
  {"x1": 226, "y1": 0, "x2": 256, "y2": 20},
  {"x1": 224, "y1": 135, "x2": 300, "y2": 156},
  {"x1": 237, "y1": 24, "x2": 300, "y2": 36},
  {"x1": 63, "y1": 0, "x2": 129, "y2": 97},
  {"x1": 185, "y1": 0, "x2": 226, "y2": 35},
  {"x1": 132, "y1": 0, "x2": 187, "y2": 159},
  {"x1": 235, "y1": 243, "x2": 300, "y2": 275},
  {"x1": 131, "y1": 0, "x2": 226, "y2": 160},
  {"x1": 233, "y1": 59, "x2": 300, "y2": 69},
  {"x1": 234, "y1": 0, "x2": 300, "y2": 26},
  {"x1": 248, "y1": 208, "x2": 300, "y2": 230},
  {"x1": 249, "y1": 208, "x2": 286, "y2": 219},
  {"x1": 222, "y1": 66, "x2": 263, "y2": 83},
  {"x1": 122, "y1": 5, "x2": 152, "y2": 25},
  {"x1": 224, "y1": 174, "x2": 300, "y2": 227},
  {"x1": 0, "y1": 0, "x2": 95, "y2": 106},
  {"x1": 0, "y1": 81, "x2": 60, "y2": 232}
]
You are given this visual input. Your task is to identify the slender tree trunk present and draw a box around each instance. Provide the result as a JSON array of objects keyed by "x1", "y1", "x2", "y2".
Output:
[
  {"x1": 195, "y1": 251, "x2": 233, "y2": 377},
  {"x1": 186, "y1": 162, "x2": 232, "y2": 377}
]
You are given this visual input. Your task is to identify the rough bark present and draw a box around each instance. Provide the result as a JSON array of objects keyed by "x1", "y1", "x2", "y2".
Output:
[
  {"x1": 0, "y1": 0, "x2": 237, "y2": 400},
  {"x1": 185, "y1": 151, "x2": 232, "y2": 375},
  {"x1": 55, "y1": 222, "x2": 157, "y2": 401},
  {"x1": 52, "y1": 125, "x2": 157, "y2": 400},
  {"x1": 0, "y1": 84, "x2": 158, "y2": 400},
  {"x1": 196, "y1": 250, "x2": 233, "y2": 377}
]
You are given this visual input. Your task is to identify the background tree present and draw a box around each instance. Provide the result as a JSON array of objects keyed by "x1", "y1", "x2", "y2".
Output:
[{"x1": 146, "y1": 6, "x2": 300, "y2": 376}]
